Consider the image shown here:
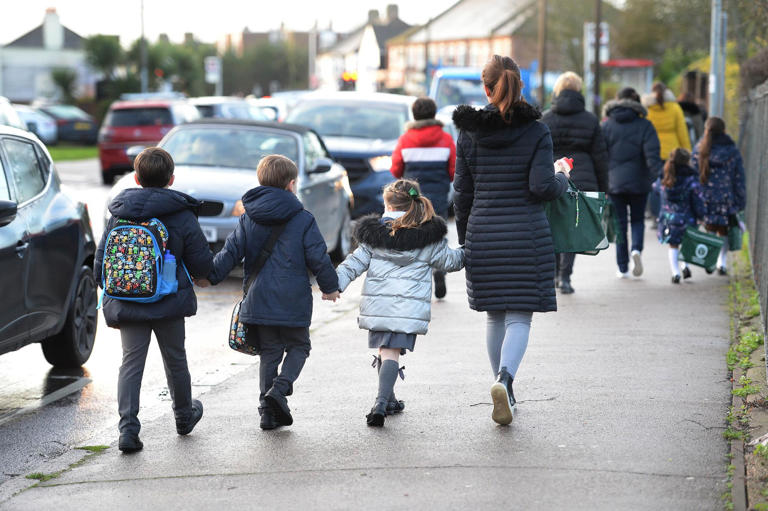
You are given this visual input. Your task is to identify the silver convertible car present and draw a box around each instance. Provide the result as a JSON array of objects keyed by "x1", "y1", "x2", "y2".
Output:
[{"x1": 105, "y1": 119, "x2": 354, "y2": 261}]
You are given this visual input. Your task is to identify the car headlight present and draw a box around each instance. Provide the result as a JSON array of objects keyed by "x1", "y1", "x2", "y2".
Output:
[
  {"x1": 231, "y1": 200, "x2": 245, "y2": 216},
  {"x1": 368, "y1": 155, "x2": 392, "y2": 172}
]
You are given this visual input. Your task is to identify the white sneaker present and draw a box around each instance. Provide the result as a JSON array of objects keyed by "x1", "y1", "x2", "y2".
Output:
[
  {"x1": 631, "y1": 250, "x2": 643, "y2": 277},
  {"x1": 616, "y1": 270, "x2": 630, "y2": 279}
]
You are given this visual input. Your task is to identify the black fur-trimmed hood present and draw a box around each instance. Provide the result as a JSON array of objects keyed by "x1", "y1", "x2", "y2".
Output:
[
  {"x1": 354, "y1": 214, "x2": 447, "y2": 251},
  {"x1": 452, "y1": 102, "x2": 541, "y2": 132}
]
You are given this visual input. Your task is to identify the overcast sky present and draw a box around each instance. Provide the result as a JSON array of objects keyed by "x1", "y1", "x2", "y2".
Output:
[{"x1": 0, "y1": 0, "x2": 461, "y2": 46}]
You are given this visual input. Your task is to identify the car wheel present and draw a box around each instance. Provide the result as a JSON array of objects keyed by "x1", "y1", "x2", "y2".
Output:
[
  {"x1": 42, "y1": 266, "x2": 98, "y2": 367},
  {"x1": 101, "y1": 170, "x2": 115, "y2": 185},
  {"x1": 330, "y1": 209, "x2": 354, "y2": 262}
]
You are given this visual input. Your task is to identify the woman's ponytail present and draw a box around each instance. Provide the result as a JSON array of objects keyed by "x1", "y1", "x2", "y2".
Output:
[
  {"x1": 483, "y1": 55, "x2": 524, "y2": 123},
  {"x1": 383, "y1": 179, "x2": 435, "y2": 236},
  {"x1": 662, "y1": 147, "x2": 691, "y2": 188},
  {"x1": 653, "y1": 82, "x2": 666, "y2": 109}
]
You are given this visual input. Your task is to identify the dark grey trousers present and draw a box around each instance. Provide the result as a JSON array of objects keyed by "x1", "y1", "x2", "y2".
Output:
[
  {"x1": 555, "y1": 252, "x2": 576, "y2": 282},
  {"x1": 250, "y1": 325, "x2": 311, "y2": 411},
  {"x1": 118, "y1": 318, "x2": 192, "y2": 435}
]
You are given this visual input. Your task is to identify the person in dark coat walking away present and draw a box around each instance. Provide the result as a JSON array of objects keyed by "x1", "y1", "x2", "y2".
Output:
[
  {"x1": 601, "y1": 87, "x2": 663, "y2": 278},
  {"x1": 541, "y1": 71, "x2": 609, "y2": 294},
  {"x1": 452, "y1": 55, "x2": 570, "y2": 426},
  {"x1": 335, "y1": 179, "x2": 464, "y2": 427},
  {"x1": 677, "y1": 92, "x2": 706, "y2": 146},
  {"x1": 691, "y1": 117, "x2": 746, "y2": 275},
  {"x1": 202, "y1": 155, "x2": 340, "y2": 430},
  {"x1": 94, "y1": 148, "x2": 214, "y2": 452},
  {"x1": 391, "y1": 97, "x2": 457, "y2": 299},
  {"x1": 653, "y1": 148, "x2": 705, "y2": 283}
]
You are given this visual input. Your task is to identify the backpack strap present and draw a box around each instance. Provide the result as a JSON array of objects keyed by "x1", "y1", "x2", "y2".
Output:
[{"x1": 242, "y1": 223, "x2": 288, "y2": 298}]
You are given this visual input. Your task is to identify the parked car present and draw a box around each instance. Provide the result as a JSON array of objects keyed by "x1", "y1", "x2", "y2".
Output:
[
  {"x1": 0, "y1": 125, "x2": 97, "y2": 366},
  {"x1": 13, "y1": 104, "x2": 58, "y2": 145},
  {"x1": 190, "y1": 96, "x2": 271, "y2": 121},
  {"x1": 286, "y1": 91, "x2": 415, "y2": 217},
  {"x1": 37, "y1": 104, "x2": 98, "y2": 145},
  {"x1": 106, "y1": 119, "x2": 353, "y2": 262},
  {"x1": 429, "y1": 67, "x2": 486, "y2": 111},
  {"x1": 0, "y1": 97, "x2": 28, "y2": 131},
  {"x1": 98, "y1": 99, "x2": 200, "y2": 185}
]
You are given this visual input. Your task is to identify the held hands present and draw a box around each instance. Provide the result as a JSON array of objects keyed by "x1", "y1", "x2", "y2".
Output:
[
  {"x1": 554, "y1": 157, "x2": 574, "y2": 180},
  {"x1": 322, "y1": 290, "x2": 341, "y2": 302}
]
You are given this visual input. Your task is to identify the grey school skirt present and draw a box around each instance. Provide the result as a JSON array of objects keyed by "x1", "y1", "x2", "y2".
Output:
[{"x1": 368, "y1": 331, "x2": 416, "y2": 354}]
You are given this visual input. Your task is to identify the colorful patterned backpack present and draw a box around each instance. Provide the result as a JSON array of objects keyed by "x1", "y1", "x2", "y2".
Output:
[{"x1": 102, "y1": 218, "x2": 180, "y2": 303}]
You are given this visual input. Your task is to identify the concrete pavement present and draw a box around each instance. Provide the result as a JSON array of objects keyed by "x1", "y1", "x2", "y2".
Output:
[{"x1": 1, "y1": 223, "x2": 732, "y2": 510}]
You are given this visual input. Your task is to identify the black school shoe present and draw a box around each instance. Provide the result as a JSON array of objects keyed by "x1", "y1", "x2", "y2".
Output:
[
  {"x1": 434, "y1": 272, "x2": 447, "y2": 299},
  {"x1": 682, "y1": 267, "x2": 692, "y2": 279},
  {"x1": 490, "y1": 367, "x2": 516, "y2": 426},
  {"x1": 559, "y1": 281, "x2": 575, "y2": 294},
  {"x1": 118, "y1": 433, "x2": 143, "y2": 453},
  {"x1": 260, "y1": 407, "x2": 278, "y2": 430},
  {"x1": 718, "y1": 267, "x2": 728, "y2": 276},
  {"x1": 265, "y1": 388, "x2": 293, "y2": 427},
  {"x1": 176, "y1": 399, "x2": 204, "y2": 435},
  {"x1": 366, "y1": 401, "x2": 387, "y2": 427},
  {"x1": 671, "y1": 275, "x2": 681, "y2": 284}
]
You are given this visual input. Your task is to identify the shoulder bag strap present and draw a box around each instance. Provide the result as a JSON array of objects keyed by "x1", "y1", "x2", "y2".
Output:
[{"x1": 242, "y1": 223, "x2": 288, "y2": 297}]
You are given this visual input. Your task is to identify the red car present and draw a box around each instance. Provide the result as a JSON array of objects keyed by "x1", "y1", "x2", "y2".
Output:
[{"x1": 98, "y1": 100, "x2": 200, "y2": 184}]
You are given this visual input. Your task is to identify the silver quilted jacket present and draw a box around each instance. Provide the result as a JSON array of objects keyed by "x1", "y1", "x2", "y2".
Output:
[{"x1": 336, "y1": 215, "x2": 464, "y2": 334}]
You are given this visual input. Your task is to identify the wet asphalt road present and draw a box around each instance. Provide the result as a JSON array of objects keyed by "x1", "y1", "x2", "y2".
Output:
[{"x1": 0, "y1": 159, "x2": 314, "y2": 483}]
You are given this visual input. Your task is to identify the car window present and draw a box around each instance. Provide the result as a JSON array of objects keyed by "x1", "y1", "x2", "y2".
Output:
[
  {"x1": 108, "y1": 108, "x2": 173, "y2": 127},
  {"x1": 2, "y1": 138, "x2": 45, "y2": 203},
  {"x1": 304, "y1": 132, "x2": 327, "y2": 171},
  {"x1": 219, "y1": 103, "x2": 253, "y2": 119},
  {"x1": 195, "y1": 105, "x2": 215, "y2": 118},
  {"x1": 41, "y1": 105, "x2": 90, "y2": 120},
  {"x1": 162, "y1": 127, "x2": 299, "y2": 169},
  {"x1": 0, "y1": 152, "x2": 10, "y2": 201},
  {"x1": 287, "y1": 102, "x2": 408, "y2": 140},
  {"x1": 435, "y1": 78, "x2": 486, "y2": 109}
]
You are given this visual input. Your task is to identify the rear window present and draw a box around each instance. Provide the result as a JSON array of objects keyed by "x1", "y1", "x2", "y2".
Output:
[
  {"x1": 41, "y1": 105, "x2": 90, "y2": 120},
  {"x1": 108, "y1": 108, "x2": 173, "y2": 127}
]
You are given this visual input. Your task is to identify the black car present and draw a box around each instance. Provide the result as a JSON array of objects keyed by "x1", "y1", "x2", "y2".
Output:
[
  {"x1": 0, "y1": 125, "x2": 98, "y2": 366},
  {"x1": 37, "y1": 104, "x2": 98, "y2": 145}
]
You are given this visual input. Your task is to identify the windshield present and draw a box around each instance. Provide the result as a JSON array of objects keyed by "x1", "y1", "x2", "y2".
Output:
[
  {"x1": 109, "y1": 107, "x2": 173, "y2": 127},
  {"x1": 287, "y1": 101, "x2": 408, "y2": 140},
  {"x1": 41, "y1": 105, "x2": 91, "y2": 120},
  {"x1": 435, "y1": 78, "x2": 486, "y2": 109},
  {"x1": 162, "y1": 127, "x2": 299, "y2": 169}
]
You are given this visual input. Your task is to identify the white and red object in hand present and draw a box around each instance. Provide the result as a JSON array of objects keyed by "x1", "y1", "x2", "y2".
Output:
[{"x1": 554, "y1": 157, "x2": 573, "y2": 174}]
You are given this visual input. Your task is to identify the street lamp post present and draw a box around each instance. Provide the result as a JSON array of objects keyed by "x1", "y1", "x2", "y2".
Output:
[{"x1": 140, "y1": 0, "x2": 148, "y2": 93}]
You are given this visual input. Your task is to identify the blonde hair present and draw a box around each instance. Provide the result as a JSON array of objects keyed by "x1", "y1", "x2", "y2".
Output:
[
  {"x1": 382, "y1": 179, "x2": 435, "y2": 236},
  {"x1": 257, "y1": 154, "x2": 298, "y2": 189},
  {"x1": 553, "y1": 72, "x2": 583, "y2": 97}
]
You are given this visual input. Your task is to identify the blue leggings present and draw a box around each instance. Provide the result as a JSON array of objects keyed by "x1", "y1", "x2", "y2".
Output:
[{"x1": 486, "y1": 311, "x2": 533, "y2": 378}]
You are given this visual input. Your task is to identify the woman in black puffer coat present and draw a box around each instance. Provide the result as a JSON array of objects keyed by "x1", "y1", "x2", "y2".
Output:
[
  {"x1": 541, "y1": 71, "x2": 609, "y2": 294},
  {"x1": 453, "y1": 55, "x2": 569, "y2": 426},
  {"x1": 601, "y1": 87, "x2": 663, "y2": 278}
]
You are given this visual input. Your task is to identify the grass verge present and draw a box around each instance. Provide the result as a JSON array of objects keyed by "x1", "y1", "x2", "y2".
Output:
[
  {"x1": 723, "y1": 232, "x2": 766, "y2": 510},
  {"x1": 47, "y1": 144, "x2": 98, "y2": 162}
]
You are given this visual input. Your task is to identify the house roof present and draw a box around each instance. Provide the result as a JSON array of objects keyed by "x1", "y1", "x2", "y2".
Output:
[
  {"x1": 372, "y1": 19, "x2": 411, "y2": 51},
  {"x1": 5, "y1": 24, "x2": 84, "y2": 50},
  {"x1": 393, "y1": 0, "x2": 536, "y2": 44},
  {"x1": 320, "y1": 16, "x2": 410, "y2": 57}
]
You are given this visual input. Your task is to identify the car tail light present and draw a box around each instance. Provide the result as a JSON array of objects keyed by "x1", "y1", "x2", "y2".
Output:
[
  {"x1": 98, "y1": 127, "x2": 114, "y2": 143},
  {"x1": 56, "y1": 119, "x2": 67, "y2": 126}
]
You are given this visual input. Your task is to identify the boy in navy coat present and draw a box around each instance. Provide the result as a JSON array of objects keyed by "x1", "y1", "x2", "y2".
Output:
[{"x1": 204, "y1": 155, "x2": 339, "y2": 430}]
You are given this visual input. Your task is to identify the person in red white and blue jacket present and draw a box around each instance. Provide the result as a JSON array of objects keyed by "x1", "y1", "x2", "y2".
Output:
[
  {"x1": 391, "y1": 97, "x2": 456, "y2": 219},
  {"x1": 390, "y1": 97, "x2": 457, "y2": 299}
]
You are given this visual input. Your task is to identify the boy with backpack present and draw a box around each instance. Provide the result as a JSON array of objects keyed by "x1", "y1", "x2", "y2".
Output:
[
  {"x1": 95, "y1": 147, "x2": 214, "y2": 453},
  {"x1": 202, "y1": 155, "x2": 340, "y2": 430}
]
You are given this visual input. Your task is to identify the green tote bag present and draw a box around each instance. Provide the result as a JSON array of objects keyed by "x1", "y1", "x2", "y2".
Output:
[{"x1": 544, "y1": 180, "x2": 609, "y2": 255}]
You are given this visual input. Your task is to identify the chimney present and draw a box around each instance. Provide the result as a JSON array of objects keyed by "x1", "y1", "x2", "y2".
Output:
[
  {"x1": 184, "y1": 32, "x2": 194, "y2": 45},
  {"x1": 368, "y1": 9, "x2": 380, "y2": 24},
  {"x1": 43, "y1": 8, "x2": 64, "y2": 50},
  {"x1": 386, "y1": 4, "x2": 399, "y2": 23},
  {"x1": 158, "y1": 33, "x2": 170, "y2": 44}
]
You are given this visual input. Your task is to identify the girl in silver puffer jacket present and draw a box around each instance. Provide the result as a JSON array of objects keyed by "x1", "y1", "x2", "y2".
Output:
[{"x1": 334, "y1": 179, "x2": 464, "y2": 427}]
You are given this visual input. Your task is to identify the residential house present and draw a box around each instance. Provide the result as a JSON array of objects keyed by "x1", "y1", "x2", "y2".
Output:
[
  {"x1": 0, "y1": 8, "x2": 96, "y2": 102},
  {"x1": 316, "y1": 5, "x2": 410, "y2": 92}
]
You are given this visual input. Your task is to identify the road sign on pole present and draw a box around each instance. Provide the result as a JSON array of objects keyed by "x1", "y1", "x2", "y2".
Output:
[{"x1": 205, "y1": 56, "x2": 222, "y2": 96}]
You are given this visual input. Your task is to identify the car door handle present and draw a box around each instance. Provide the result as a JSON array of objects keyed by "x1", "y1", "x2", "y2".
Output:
[{"x1": 15, "y1": 240, "x2": 29, "y2": 257}]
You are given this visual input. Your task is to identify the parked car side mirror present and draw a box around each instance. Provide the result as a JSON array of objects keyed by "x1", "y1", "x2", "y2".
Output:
[
  {"x1": 0, "y1": 200, "x2": 18, "y2": 227},
  {"x1": 308, "y1": 157, "x2": 333, "y2": 174},
  {"x1": 26, "y1": 121, "x2": 38, "y2": 136},
  {"x1": 126, "y1": 145, "x2": 147, "y2": 166}
]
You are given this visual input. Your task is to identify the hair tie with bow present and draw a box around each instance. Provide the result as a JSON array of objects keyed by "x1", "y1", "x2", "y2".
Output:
[{"x1": 408, "y1": 187, "x2": 419, "y2": 199}]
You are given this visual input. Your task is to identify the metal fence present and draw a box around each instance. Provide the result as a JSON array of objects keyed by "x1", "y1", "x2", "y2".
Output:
[{"x1": 739, "y1": 79, "x2": 768, "y2": 338}]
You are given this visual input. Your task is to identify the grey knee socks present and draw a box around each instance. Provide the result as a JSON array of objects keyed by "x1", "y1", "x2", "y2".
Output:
[{"x1": 376, "y1": 360, "x2": 399, "y2": 405}]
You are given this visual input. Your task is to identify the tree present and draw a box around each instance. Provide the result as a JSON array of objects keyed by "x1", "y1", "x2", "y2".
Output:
[
  {"x1": 84, "y1": 35, "x2": 123, "y2": 79},
  {"x1": 51, "y1": 68, "x2": 77, "y2": 103}
]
